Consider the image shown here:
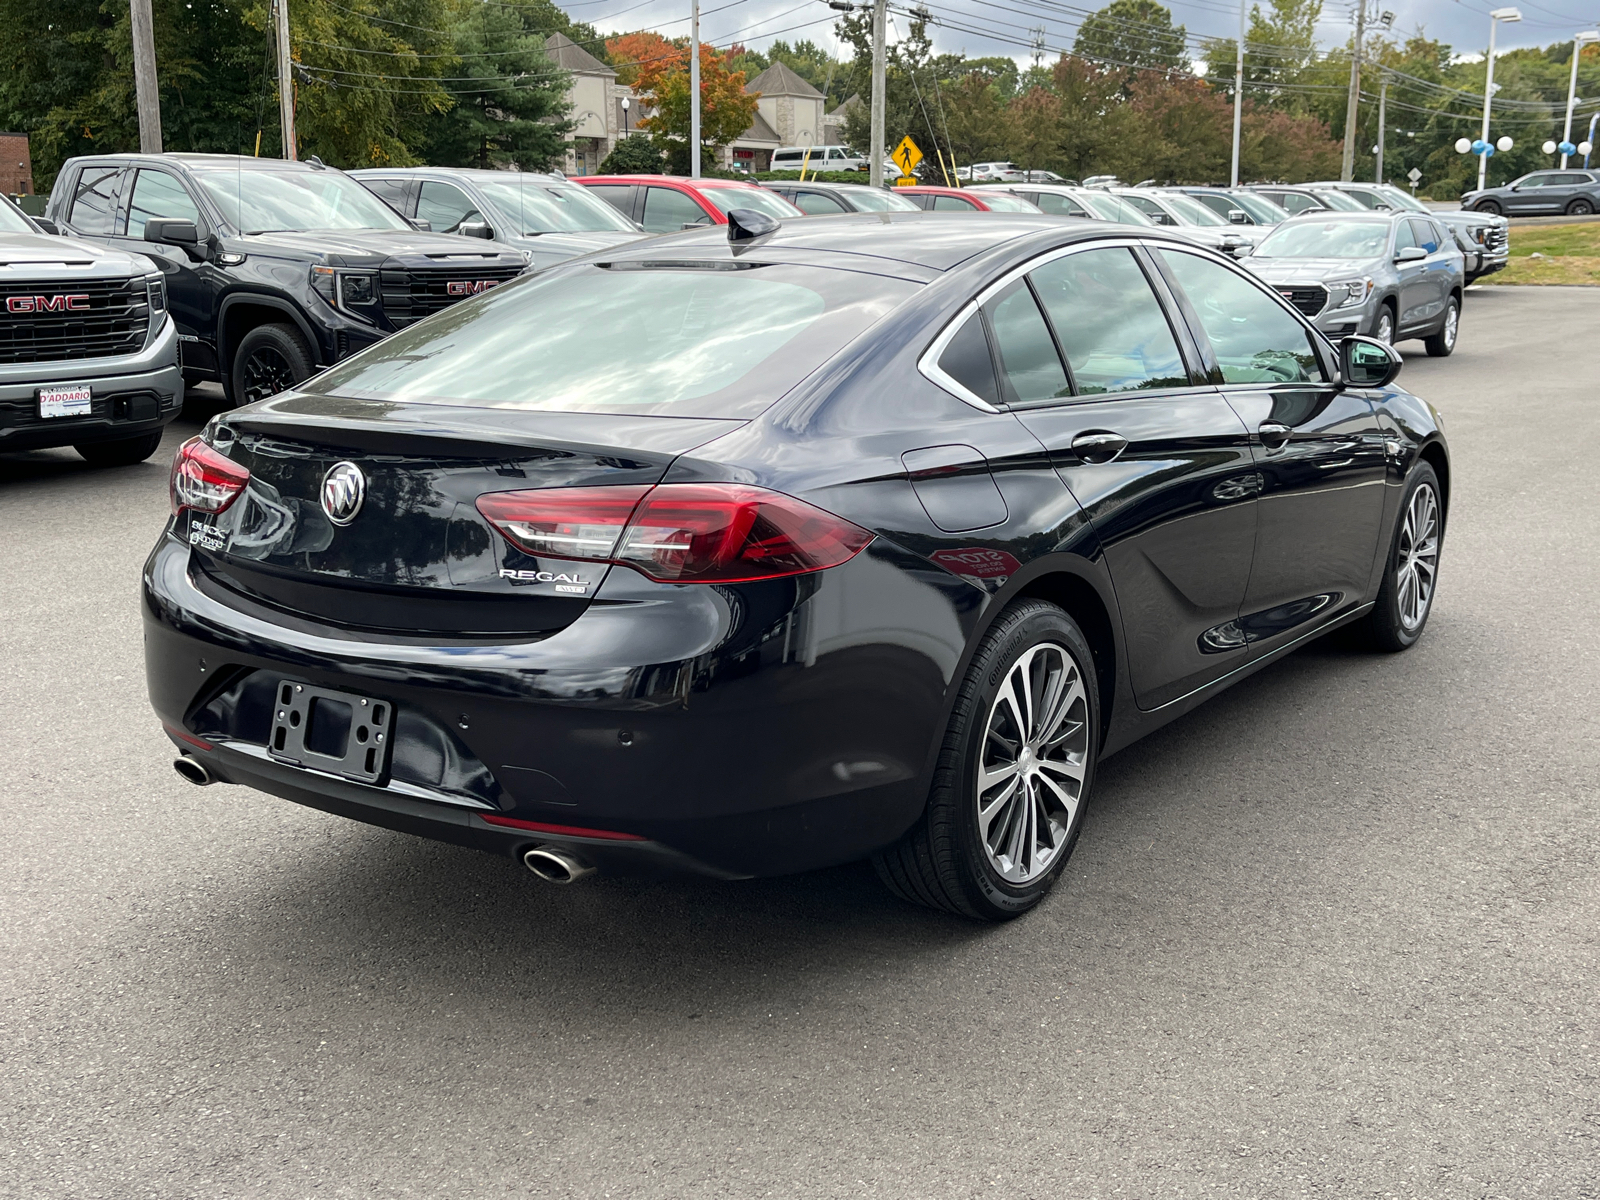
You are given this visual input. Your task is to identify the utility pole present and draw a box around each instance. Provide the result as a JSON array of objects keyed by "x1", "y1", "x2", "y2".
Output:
[
  {"x1": 273, "y1": 0, "x2": 297, "y2": 160},
  {"x1": 1229, "y1": 0, "x2": 1245, "y2": 186},
  {"x1": 130, "y1": 0, "x2": 163, "y2": 153},
  {"x1": 869, "y1": 0, "x2": 886, "y2": 188},
  {"x1": 1340, "y1": 1, "x2": 1366, "y2": 181},
  {"x1": 1375, "y1": 74, "x2": 1387, "y2": 183},
  {"x1": 690, "y1": 0, "x2": 701, "y2": 178}
]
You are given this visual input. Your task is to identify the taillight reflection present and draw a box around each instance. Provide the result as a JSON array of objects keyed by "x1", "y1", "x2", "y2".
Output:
[
  {"x1": 170, "y1": 436, "x2": 250, "y2": 515},
  {"x1": 476, "y1": 483, "x2": 873, "y2": 584}
]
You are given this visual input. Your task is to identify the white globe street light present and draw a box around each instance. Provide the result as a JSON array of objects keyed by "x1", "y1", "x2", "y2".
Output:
[{"x1": 1480, "y1": 8, "x2": 1523, "y2": 192}]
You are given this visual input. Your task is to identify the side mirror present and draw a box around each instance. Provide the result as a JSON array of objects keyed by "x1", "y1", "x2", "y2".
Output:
[
  {"x1": 145, "y1": 217, "x2": 199, "y2": 245},
  {"x1": 1395, "y1": 246, "x2": 1427, "y2": 263},
  {"x1": 1228, "y1": 209, "x2": 1250, "y2": 224},
  {"x1": 31, "y1": 217, "x2": 60, "y2": 235},
  {"x1": 1341, "y1": 335, "x2": 1402, "y2": 388},
  {"x1": 1231, "y1": 244, "x2": 1253, "y2": 257},
  {"x1": 410, "y1": 218, "x2": 432, "y2": 232},
  {"x1": 458, "y1": 220, "x2": 494, "y2": 239}
]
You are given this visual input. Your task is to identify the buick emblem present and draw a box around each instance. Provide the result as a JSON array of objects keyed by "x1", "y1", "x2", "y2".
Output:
[{"x1": 321, "y1": 461, "x2": 366, "y2": 526}]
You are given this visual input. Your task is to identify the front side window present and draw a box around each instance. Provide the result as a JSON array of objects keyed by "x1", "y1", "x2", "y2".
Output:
[
  {"x1": 933, "y1": 195, "x2": 978, "y2": 211},
  {"x1": 794, "y1": 191, "x2": 847, "y2": 215},
  {"x1": 1513, "y1": 174, "x2": 1549, "y2": 188},
  {"x1": 1274, "y1": 192, "x2": 1319, "y2": 214},
  {"x1": 1120, "y1": 194, "x2": 1175, "y2": 225},
  {"x1": 1407, "y1": 219, "x2": 1439, "y2": 253},
  {"x1": 641, "y1": 186, "x2": 711, "y2": 232},
  {"x1": 0, "y1": 198, "x2": 33, "y2": 233},
  {"x1": 358, "y1": 176, "x2": 411, "y2": 211},
  {"x1": 417, "y1": 181, "x2": 482, "y2": 233},
  {"x1": 197, "y1": 168, "x2": 411, "y2": 233},
  {"x1": 126, "y1": 170, "x2": 202, "y2": 239},
  {"x1": 1393, "y1": 220, "x2": 1419, "y2": 253},
  {"x1": 303, "y1": 262, "x2": 917, "y2": 419},
  {"x1": 984, "y1": 280, "x2": 1069, "y2": 404},
  {"x1": 1158, "y1": 250, "x2": 1321, "y2": 385},
  {"x1": 68, "y1": 167, "x2": 123, "y2": 235},
  {"x1": 1028, "y1": 247, "x2": 1188, "y2": 395}
]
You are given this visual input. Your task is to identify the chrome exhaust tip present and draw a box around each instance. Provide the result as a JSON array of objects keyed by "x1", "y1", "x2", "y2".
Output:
[
  {"x1": 522, "y1": 846, "x2": 596, "y2": 885},
  {"x1": 173, "y1": 754, "x2": 213, "y2": 786}
]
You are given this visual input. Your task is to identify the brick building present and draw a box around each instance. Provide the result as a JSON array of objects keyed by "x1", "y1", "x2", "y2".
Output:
[{"x1": 1, "y1": 131, "x2": 34, "y2": 196}]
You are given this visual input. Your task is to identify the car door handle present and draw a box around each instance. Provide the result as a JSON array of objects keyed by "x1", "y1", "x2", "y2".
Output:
[
  {"x1": 1259, "y1": 422, "x2": 1293, "y2": 450},
  {"x1": 1070, "y1": 432, "x2": 1128, "y2": 464}
]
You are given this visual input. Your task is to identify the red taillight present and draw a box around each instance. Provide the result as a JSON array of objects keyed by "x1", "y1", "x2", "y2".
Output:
[
  {"x1": 475, "y1": 483, "x2": 873, "y2": 584},
  {"x1": 170, "y1": 436, "x2": 250, "y2": 515}
]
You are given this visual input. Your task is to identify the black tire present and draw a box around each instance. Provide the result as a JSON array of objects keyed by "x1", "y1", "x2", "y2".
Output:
[
  {"x1": 1361, "y1": 462, "x2": 1444, "y2": 653},
  {"x1": 1372, "y1": 301, "x2": 1396, "y2": 345},
  {"x1": 230, "y1": 322, "x2": 314, "y2": 408},
  {"x1": 1566, "y1": 198, "x2": 1594, "y2": 216},
  {"x1": 873, "y1": 600, "x2": 1100, "y2": 921},
  {"x1": 73, "y1": 429, "x2": 165, "y2": 467},
  {"x1": 1474, "y1": 200, "x2": 1502, "y2": 216},
  {"x1": 1424, "y1": 295, "x2": 1459, "y2": 358}
]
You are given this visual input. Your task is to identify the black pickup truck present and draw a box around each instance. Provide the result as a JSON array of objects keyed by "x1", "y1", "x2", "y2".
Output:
[{"x1": 45, "y1": 154, "x2": 527, "y2": 406}]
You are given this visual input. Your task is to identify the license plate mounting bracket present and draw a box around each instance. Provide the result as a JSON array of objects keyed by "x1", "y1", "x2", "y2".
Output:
[{"x1": 268, "y1": 680, "x2": 393, "y2": 784}]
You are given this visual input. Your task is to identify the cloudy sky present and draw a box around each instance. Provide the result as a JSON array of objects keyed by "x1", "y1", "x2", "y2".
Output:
[{"x1": 582, "y1": 0, "x2": 1599, "y2": 70}]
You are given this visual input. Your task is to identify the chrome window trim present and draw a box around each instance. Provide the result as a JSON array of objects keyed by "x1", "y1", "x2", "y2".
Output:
[{"x1": 917, "y1": 236, "x2": 1159, "y2": 413}]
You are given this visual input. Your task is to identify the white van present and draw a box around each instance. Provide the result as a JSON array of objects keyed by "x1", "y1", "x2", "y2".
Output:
[{"x1": 770, "y1": 145, "x2": 866, "y2": 172}]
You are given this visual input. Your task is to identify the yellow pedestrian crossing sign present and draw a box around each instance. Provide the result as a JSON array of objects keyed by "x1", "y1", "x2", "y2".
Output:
[{"x1": 892, "y1": 136, "x2": 923, "y2": 182}]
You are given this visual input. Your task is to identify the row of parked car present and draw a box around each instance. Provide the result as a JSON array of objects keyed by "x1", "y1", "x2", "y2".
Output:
[{"x1": 2, "y1": 151, "x2": 1492, "y2": 467}]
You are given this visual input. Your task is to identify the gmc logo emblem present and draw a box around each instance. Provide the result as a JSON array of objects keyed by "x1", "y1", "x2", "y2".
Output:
[
  {"x1": 446, "y1": 280, "x2": 499, "y2": 296},
  {"x1": 6, "y1": 294, "x2": 91, "y2": 314}
]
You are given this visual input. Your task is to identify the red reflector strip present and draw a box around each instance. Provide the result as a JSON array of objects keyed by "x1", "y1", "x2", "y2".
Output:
[
  {"x1": 482, "y1": 814, "x2": 647, "y2": 841},
  {"x1": 163, "y1": 723, "x2": 214, "y2": 751}
]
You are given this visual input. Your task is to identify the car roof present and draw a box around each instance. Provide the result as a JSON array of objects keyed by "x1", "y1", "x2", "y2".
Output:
[
  {"x1": 572, "y1": 174, "x2": 766, "y2": 190},
  {"x1": 595, "y1": 210, "x2": 1135, "y2": 273},
  {"x1": 1279, "y1": 210, "x2": 1394, "y2": 223},
  {"x1": 65, "y1": 153, "x2": 337, "y2": 173},
  {"x1": 349, "y1": 167, "x2": 564, "y2": 183}
]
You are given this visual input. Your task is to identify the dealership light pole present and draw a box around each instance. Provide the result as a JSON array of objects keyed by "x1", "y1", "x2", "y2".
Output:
[
  {"x1": 690, "y1": 0, "x2": 701, "y2": 177},
  {"x1": 1229, "y1": 0, "x2": 1245, "y2": 186},
  {"x1": 1480, "y1": 8, "x2": 1521, "y2": 192},
  {"x1": 130, "y1": 0, "x2": 163, "y2": 153},
  {"x1": 273, "y1": 0, "x2": 297, "y2": 160},
  {"x1": 1562, "y1": 30, "x2": 1599, "y2": 167},
  {"x1": 1375, "y1": 74, "x2": 1387, "y2": 182}
]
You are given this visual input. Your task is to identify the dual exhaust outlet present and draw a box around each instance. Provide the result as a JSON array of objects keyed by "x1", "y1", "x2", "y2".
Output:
[{"x1": 175, "y1": 755, "x2": 596, "y2": 885}]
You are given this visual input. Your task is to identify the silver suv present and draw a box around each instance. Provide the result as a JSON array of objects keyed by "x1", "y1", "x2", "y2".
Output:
[
  {"x1": 1240, "y1": 210, "x2": 1464, "y2": 354},
  {"x1": 0, "y1": 195, "x2": 181, "y2": 465}
]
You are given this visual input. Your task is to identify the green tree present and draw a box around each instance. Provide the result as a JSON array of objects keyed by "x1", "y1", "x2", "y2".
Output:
[
  {"x1": 418, "y1": 4, "x2": 570, "y2": 169},
  {"x1": 599, "y1": 133, "x2": 665, "y2": 174},
  {"x1": 1074, "y1": 0, "x2": 1189, "y2": 75}
]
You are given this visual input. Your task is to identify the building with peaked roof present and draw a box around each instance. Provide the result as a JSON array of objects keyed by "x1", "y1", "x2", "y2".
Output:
[
  {"x1": 822, "y1": 94, "x2": 862, "y2": 146},
  {"x1": 722, "y1": 62, "x2": 831, "y2": 173},
  {"x1": 545, "y1": 32, "x2": 637, "y2": 175}
]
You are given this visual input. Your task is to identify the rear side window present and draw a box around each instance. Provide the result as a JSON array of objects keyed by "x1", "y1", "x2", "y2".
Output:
[
  {"x1": 933, "y1": 195, "x2": 977, "y2": 211},
  {"x1": 583, "y1": 184, "x2": 636, "y2": 218},
  {"x1": 304, "y1": 262, "x2": 918, "y2": 419},
  {"x1": 984, "y1": 280, "x2": 1069, "y2": 404},
  {"x1": 68, "y1": 167, "x2": 123, "y2": 235},
  {"x1": 417, "y1": 181, "x2": 482, "y2": 233},
  {"x1": 1031, "y1": 193, "x2": 1088, "y2": 217},
  {"x1": 1159, "y1": 250, "x2": 1321, "y2": 385},
  {"x1": 1028, "y1": 248, "x2": 1188, "y2": 395},
  {"x1": 935, "y1": 312, "x2": 1000, "y2": 407},
  {"x1": 1275, "y1": 192, "x2": 1318, "y2": 214},
  {"x1": 126, "y1": 170, "x2": 202, "y2": 238},
  {"x1": 642, "y1": 186, "x2": 710, "y2": 232}
]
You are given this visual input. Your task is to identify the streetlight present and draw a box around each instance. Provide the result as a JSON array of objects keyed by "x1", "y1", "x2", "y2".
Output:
[
  {"x1": 621, "y1": 96, "x2": 630, "y2": 134},
  {"x1": 1562, "y1": 31, "x2": 1599, "y2": 167},
  {"x1": 1480, "y1": 7, "x2": 1522, "y2": 193}
]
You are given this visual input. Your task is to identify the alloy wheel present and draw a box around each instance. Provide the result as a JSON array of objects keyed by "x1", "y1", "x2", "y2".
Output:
[
  {"x1": 241, "y1": 346, "x2": 299, "y2": 404},
  {"x1": 976, "y1": 642, "x2": 1090, "y2": 884},
  {"x1": 1375, "y1": 309, "x2": 1394, "y2": 344},
  {"x1": 1395, "y1": 482, "x2": 1440, "y2": 632},
  {"x1": 1442, "y1": 302, "x2": 1458, "y2": 349}
]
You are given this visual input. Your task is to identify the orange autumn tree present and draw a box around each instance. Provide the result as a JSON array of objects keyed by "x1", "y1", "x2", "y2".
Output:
[{"x1": 606, "y1": 32, "x2": 758, "y2": 171}]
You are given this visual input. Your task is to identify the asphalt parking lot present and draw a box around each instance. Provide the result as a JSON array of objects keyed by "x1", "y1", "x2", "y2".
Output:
[{"x1": 3, "y1": 286, "x2": 1598, "y2": 1199}]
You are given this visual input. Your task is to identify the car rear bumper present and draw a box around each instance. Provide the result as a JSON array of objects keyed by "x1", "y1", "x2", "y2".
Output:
[
  {"x1": 0, "y1": 316, "x2": 182, "y2": 450},
  {"x1": 143, "y1": 532, "x2": 960, "y2": 878}
]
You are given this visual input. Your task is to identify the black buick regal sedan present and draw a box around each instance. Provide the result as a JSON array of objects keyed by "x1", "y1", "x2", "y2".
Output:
[{"x1": 147, "y1": 210, "x2": 1448, "y2": 920}]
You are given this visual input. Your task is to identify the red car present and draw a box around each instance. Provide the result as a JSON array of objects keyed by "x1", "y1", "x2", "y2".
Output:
[
  {"x1": 573, "y1": 174, "x2": 802, "y2": 234},
  {"x1": 897, "y1": 186, "x2": 1043, "y2": 214}
]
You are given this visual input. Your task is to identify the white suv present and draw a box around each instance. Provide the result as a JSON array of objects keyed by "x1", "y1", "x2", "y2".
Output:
[{"x1": 969, "y1": 162, "x2": 1025, "y2": 182}]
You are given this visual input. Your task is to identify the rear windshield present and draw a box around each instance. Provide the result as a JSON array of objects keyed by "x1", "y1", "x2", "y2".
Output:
[
  {"x1": 302, "y1": 261, "x2": 918, "y2": 418},
  {"x1": 698, "y1": 187, "x2": 802, "y2": 220}
]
